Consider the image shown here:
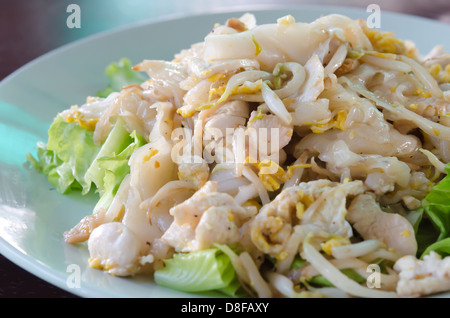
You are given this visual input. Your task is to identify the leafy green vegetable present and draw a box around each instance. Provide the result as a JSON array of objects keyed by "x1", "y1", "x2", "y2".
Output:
[
  {"x1": 308, "y1": 269, "x2": 366, "y2": 288},
  {"x1": 26, "y1": 142, "x2": 80, "y2": 194},
  {"x1": 27, "y1": 57, "x2": 148, "y2": 212},
  {"x1": 154, "y1": 248, "x2": 242, "y2": 297},
  {"x1": 28, "y1": 57, "x2": 148, "y2": 196},
  {"x1": 27, "y1": 116, "x2": 100, "y2": 194},
  {"x1": 84, "y1": 119, "x2": 130, "y2": 192},
  {"x1": 415, "y1": 164, "x2": 450, "y2": 258},
  {"x1": 290, "y1": 255, "x2": 307, "y2": 270},
  {"x1": 96, "y1": 58, "x2": 146, "y2": 98},
  {"x1": 421, "y1": 165, "x2": 450, "y2": 241},
  {"x1": 414, "y1": 209, "x2": 441, "y2": 256},
  {"x1": 27, "y1": 116, "x2": 145, "y2": 212},
  {"x1": 91, "y1": 125, "x2": 146, "y2": 212},
  {"x1": 46, "y1": 116, "x2": 101, "y2": 194},
  {"x1": 421, "y1": 237, "x2": 450, "y2": 258}
]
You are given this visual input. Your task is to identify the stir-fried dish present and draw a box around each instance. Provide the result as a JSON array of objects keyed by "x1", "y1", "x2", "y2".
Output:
[{"x1": 27, "y1": 13, "x2": 450, "y2": 298}]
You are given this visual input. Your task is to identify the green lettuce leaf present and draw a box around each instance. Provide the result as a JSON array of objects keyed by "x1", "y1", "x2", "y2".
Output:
[
  {"x1": 26, "y1": 141, "x2": 79, "y2": 194},
  {"x1": 47, "y1": 116, "x2": 101, "y2": 194},
  {"x1": 415, "y1": 163, "x2": 450, "y2": 258},
  {"x1": 27, "y1": 116, "x2": 145, "y2": 211},
  {"x1": 85, "y1": 118, "x2": 140, "y2": 192},
  {"x1": 27, "y1": 116, "x2": 101, "y2": 194},
  {"x1": 27, "y1": 57, "x2": 147, "y2": 206},
  {"x1": 96, "y1": 58, "x2": 146, "y2": 98},
  {"x1": 154, "y1": 248, "x2": 242, "y2": 297},
  {"x1": 421, "y1": 237, "x2": 450, "y2": 258},
  {"x1": 421, "y1": 164, "x2": 450, "y2": 241},
  {"x1": 414, "y1": 208, "x2": 441, "y2": 256},
  {"x1": 91, "y1": 126, "x2": 146, "y2": 212}
]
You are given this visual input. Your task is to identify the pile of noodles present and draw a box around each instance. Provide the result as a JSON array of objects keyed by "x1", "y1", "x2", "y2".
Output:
[{"x1": 60, "y1": 13, "x2": 450, "y2": 298}]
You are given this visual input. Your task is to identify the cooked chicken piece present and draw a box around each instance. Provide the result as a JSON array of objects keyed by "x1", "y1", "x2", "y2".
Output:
[
  {"x1": 347, "y1": 194, "x2": 417, "y2": 256},
  {"x1": 88, "y1": 222, "x2": 148, "y2": 276},
  {"x1": 63, "y1": 209, "x2": 106, "y2": 244},
  {"x1": 177, "y1": 155, "x2": 210, "y2": 188},
  {"x1": 394, "y1": 251, "x2": 450, "y2": 297},
  {"x1": 204, "y1": 100, "x2": 250, "y2": 137},
  {"x1": 296, "y1": 136, "x2": 412, "y2": 195},
  {"x1": 195, "y1": 206, "x2": 241, "y2": 250},
  {"x1": 247, "y1": 113, "x2": 293, "y2": 163},
  {"x1": 161, "y1": 181, "x2": 256, "y2": 252}
]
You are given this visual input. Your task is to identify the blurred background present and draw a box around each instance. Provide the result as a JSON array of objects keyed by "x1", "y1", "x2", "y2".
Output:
[
  {"x1": 0, "y1": 0, "x2": 450, "y2": 298},
  {"x1": 1, "y1": 0, "x2": 450, "y2": 81}
]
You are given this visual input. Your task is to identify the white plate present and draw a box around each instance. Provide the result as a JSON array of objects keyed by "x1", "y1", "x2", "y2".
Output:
[{"x1": 1, "y1": 5, "x2": 449, "y2": 298}]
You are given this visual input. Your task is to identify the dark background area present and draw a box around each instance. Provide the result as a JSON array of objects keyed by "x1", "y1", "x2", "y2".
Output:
[{"x1": 1, "y1": 0, "x2": 449, "y2": 298}]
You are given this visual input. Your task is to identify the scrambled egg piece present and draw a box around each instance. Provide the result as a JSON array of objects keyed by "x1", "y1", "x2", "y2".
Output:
[
  {"x1": 321, "y1": 235, "x2": 351, "y2": 255},
  {"x1": 361, "y1": 22, "x2": 409, "y2": 56},
  {"x1": 64, "y1": 106, "x2": 98, "y2": 130},
  {"x1": 176, "y1": 104, "x2": 199, "y2": 118},
  {"x1": 310, "y1": 110, "x2": 347, "y2": 133},
  {"x1": 209, "y1": 78, "x2": 264, "y2": 102},
  {"x1": 250, "y1": 179, "x2": 364, "y2": 260},
  {"x1": 177, "y1": 155, "x2": 210, "y2": 188},
  {"x1": 245, "y1": 157, "x2": 311, "y2": 192},
  {"x1": 428, "y1": 64, "x2": 450, "y2": 84},
  {"x1": 245, "y1": 158, "x2": 287, "y2": 192}
]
